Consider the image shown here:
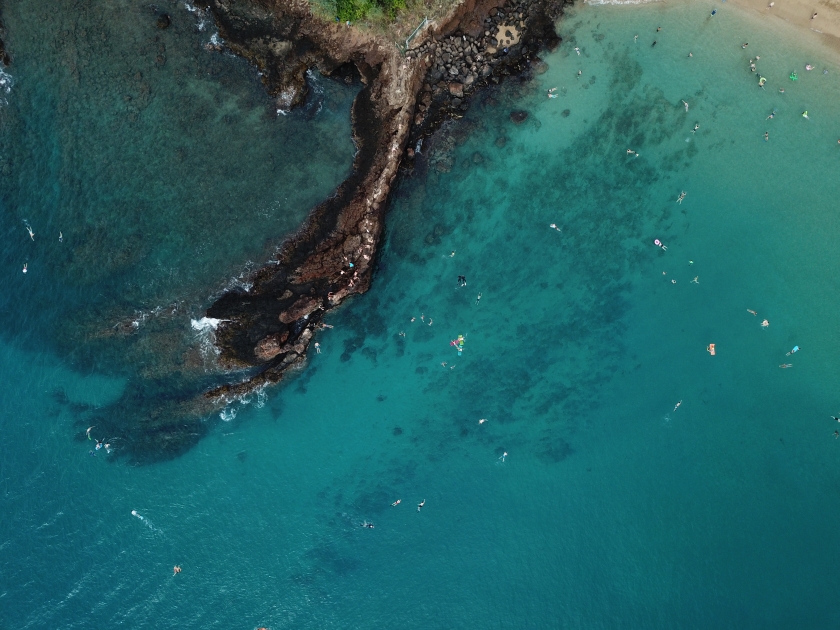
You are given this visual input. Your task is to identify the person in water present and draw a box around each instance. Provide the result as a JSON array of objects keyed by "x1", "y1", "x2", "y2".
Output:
[
  {"x1": 786, "y1": 345, "x2": 799, "y2": 356},
  {"x1": 764, "y1": 132, "x2": 769, "y2": 142},
  {"x1": 417, "y1": 499, "x2": 426, "y2": 512},
  {"x1": 58, "y1": 231, "x2": 63, "y2": 243},
  {"x1": 173, "y1": 566, "x2": 181, "y2": 575}
]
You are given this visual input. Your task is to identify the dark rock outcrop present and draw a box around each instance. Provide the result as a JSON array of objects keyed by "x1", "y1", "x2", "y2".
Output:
[{"x1": 194, "y1": 0, "x2": 572, "y2": 410}]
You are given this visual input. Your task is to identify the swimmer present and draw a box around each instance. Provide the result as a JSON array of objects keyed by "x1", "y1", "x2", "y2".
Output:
[
  {"x1": 627, "y1": 149, "x2": 636, "y2": 155},
  {"x1": 548, "y1": 87, "x2": 558, "y2": 93},
  {"x1": 173, "y1": 566, "x2": 181, "y2": 576},
  {"x1": 428, "y1": 319, "x2": 433, "y2": 326},
  {"x1": 441, "y1": 362, "x2": 447, "y2": 368},
  {"x1": 761, "y1": 319, "x2": 770, "y2": 328},
  {"x1": 549, "y1": 223, "x2": 562, "y2": 232},
  {"x1": 742, "y1": 43, "x2": 748, "y2": 49},
  {"x1": 634, "y1": 35, "x2": 638, "y2": 43},
  {"x1": 25, "y1": 224, "x2": 34, "y2": 240},
  {"x1": 421, "y1": 313, "x2": 424, "y2": 321},
  {"x1": 86, "y1": 426, "x2": 95, "y2": 440},
  {"x1": 786, "y1": 345, "x2": 800, "y2": 356},
  {"x1": 410, "y1": 317, "x2": 415, "y2": 322},
  {"x1": 681, "y1": 100, "x2": 689, "y2": 112},
  {"x1": 764, "y1": 132, "x2": 769, "y2": 142},
  {"x1": 802, "y1": 111, "x2": 809, "y2": 119},
  {"x1": 747, "y1": 309, "x2": 758, "y2": 316},
  {"x1": 688, "y1": 52, "x2": 693, "y2": 58},
  {"x1": 58, "y1": 231, "x2": 63, "y2": 243},
  {"x1": 691, "y1": 276, "x2": 699, "y2": 283},
  {"x1": 361, "y1": 521, "x2": 375, "y2": 528},
  {"x1": 671, "y1": 279, "x2": 676, "y2": 284},
  {"x1": 780, "y1": 364, "x2": 793, "y2": 368},
  {"x1": 577, "y1": 70, "x2": 582, "y2": 77},
  {"x1": 711, "y1": 8, "x2": 717, "y2": 15},
  {"x1": 835, "y1": 430, "x2": 839, "y2": 439},
  {"x1": 692, "y1": 123, "x2": 700, "y2": 133},
  {"x1": 779, "y1": 88, "x2": 785, "y2": 93},
  {"x1": 656, "y1": 26, "x2": 661, "y2": 32},
  {"x1": 499, "y1": 451, "x2": 508, "y2": 463},
  {"x1": 391, "y1": 499, "x2": 401, "y2": 507},
  {"x1": 314, "y1": 342, "x2": 321, "y2": 354},
  {"x1": 651, "y1": 40, "x2": 657, "y2": 47},
  {"x1": 766, "y1": 110, "x2": 776, "y2": 119},
  {"x1": 674, "y1": 400, "x2": 682, "y2": 412},
  {"x1": 450, "y1": 364, "x2": 456, "y2": 370},
  {"x1": 479, "y1": 418, "x2": 487, "y2": 424},
  {"x1": 812, "y1": 11, "x2": 818, "y2": 19},
  {"x1": 832, "y1": 416, "x2": 840, "y2": 422},
  {"x1": 95, "y1": 440, "x2": 103, "y2": 451},
  {"x1": 417, "y1": 499, "x2": 425, "y2": 512},
  {"x1": 806, "y1": 64, "x2": 815, "y2": 71},
  {"x1": 676, "y1": 191, "x2": 686, "y2": 204},
  {"x1": 399, "y1": 331, "x2": 405, "y2": 337},
  {"x1": 450, "y1": 250, "x2": 456, "y2": 257},
  {"x1": 22, "y1": 263, "x2": 27, "y2": 274},
  {"x1": 548, "y1": 93, "x2": 559, "y2": 99},
  {"x1": 475, "y1": 292, "x2": 482, "y2": 305},
  {"x1": 767, "y1": 1, "x2": 774, "y2": 7},
  {"x1": 574, "y1": 47, "x2": 581, "y2": 55}
]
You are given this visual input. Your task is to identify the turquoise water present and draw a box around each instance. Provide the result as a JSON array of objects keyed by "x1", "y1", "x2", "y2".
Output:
[{"x1": 4, "y1": 1, "x2": 840, "y2": 627}]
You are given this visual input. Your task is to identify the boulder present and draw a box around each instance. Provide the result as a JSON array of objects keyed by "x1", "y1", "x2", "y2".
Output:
[
  {"x1": 448, "y1": 82, "x2": 464, "y2": 98},
  {"x1": 279, "y1": 296, "x2": 320, "y2": 324}
]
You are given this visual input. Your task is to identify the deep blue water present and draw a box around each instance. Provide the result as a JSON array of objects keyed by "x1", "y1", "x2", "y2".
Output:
[{"x1": 3, "y1": 1, "x2": 840, "y2": 628}]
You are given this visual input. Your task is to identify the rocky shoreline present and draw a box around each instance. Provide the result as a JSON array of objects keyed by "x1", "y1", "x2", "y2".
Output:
[{"x1": 198, "y1": 0, "x2": 570, "y2": 403}]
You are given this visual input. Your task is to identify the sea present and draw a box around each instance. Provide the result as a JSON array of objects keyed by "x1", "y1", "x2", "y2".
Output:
[{"x1": 2, "y1": 0, "x2": 840, "y2": 627}]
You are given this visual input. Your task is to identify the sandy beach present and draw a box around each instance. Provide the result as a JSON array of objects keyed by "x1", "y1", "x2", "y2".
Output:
[{"x1": 728, "y1": 0, "x2": 840, "y2": 50}]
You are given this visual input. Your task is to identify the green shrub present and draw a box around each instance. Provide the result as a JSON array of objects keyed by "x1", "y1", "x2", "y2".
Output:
[
  {"x1": 376, "y1": 0, "x2": 405, "y2": 18},
  {"x1": 336, "y1": 0, "x2": 372, "y2": 21}
]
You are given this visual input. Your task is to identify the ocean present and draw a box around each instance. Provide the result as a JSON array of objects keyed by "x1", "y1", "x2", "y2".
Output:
[{"x1": 2, "y1": 0, "x2": 840, "y2": 627}]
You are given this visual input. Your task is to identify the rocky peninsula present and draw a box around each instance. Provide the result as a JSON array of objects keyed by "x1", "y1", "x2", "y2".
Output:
[{"x1": 198, "y1": 0, "x2": 569, "y2": 402}]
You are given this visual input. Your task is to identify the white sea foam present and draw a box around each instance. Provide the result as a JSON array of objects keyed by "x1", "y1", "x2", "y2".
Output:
[
  {"x1": 190, "y1": 317, "x2": 225, "y2": 332},
  {"x1": 184, "y1": 1, "x2": 209, "y2": 31},
  {"x1": 0, "y1": 67, "x2": 14, "y2": 105}
]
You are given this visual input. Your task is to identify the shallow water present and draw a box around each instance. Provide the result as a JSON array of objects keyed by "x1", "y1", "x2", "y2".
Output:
[{"x1": 4, "y1": 1, "x2": 840, "y2": 628}]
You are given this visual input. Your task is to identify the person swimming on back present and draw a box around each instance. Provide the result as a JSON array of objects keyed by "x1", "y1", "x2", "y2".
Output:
[{"x1": 417, "y1": 499, "x2": 426, "y2": 512}]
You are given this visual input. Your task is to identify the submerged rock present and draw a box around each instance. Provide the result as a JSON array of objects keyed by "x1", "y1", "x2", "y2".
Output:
[{"x1": 510, "y1": 110, "x2": 529, "y2": 124}]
